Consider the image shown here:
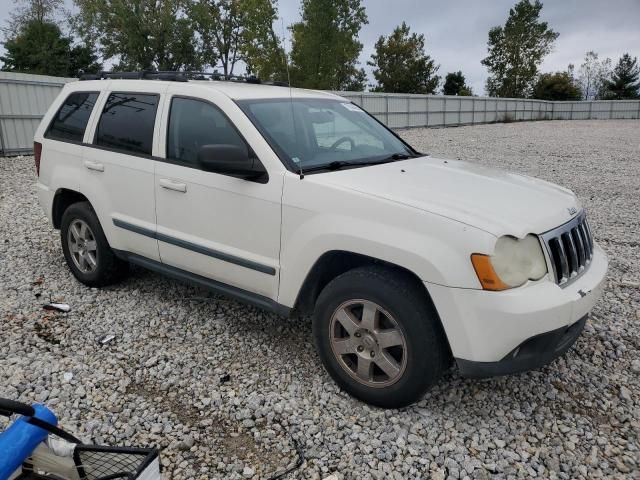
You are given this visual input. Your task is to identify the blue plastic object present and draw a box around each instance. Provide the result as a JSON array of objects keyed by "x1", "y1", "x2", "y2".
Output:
[{"x1": 0, "y1": 404, "x2": 58, "y2": 480}]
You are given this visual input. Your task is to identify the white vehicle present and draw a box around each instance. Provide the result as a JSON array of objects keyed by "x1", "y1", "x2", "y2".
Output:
[{"x1": 34, "y1": 72, "x2": 608, "y2": 408}]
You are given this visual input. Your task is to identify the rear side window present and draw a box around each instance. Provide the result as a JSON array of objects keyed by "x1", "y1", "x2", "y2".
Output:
[
  {"x1": 167, "y1": 97, "x2": 246, "y2": 166},
  {"x1": 45, "y1": 92, "x2": 98, "y2": 143},
  {"x1": 95, "y1": 93, "x2": 159, "y2": 155}
]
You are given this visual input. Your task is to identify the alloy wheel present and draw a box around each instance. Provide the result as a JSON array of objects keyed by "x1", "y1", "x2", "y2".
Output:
[
  {"x1": 329, "y1": 299, "x2": 407, "y2": 388},
  {"x1": 67, "y1": 219, "x2": 98, "y2": 274}
]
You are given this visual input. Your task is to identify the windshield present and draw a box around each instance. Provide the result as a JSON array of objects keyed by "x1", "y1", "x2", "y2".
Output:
[{"x1": 237, "y1": 98, "x2": 417, "y2": 172}]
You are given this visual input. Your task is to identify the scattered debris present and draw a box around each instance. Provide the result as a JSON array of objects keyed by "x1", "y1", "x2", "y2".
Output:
[
  {"x1": 219, "y1": 373, "x2": 231, "y2": 384},
  {"x1": 96, "y1": 334, "x2": 116, "y2": 345},
  {"x1": 32, "y1": 277, "x2": 44, "y2": 285},
  {"x1": 266, "y1": 434, "x2": 305, "y2": 480},
  {"x1": 43, "y1": 303, "x2": 70, "y2": 313}
]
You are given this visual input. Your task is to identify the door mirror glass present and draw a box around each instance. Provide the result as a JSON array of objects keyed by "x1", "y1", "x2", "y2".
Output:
[{"x1": 197, "y1": 144, "x2": 267, "y2": 182}]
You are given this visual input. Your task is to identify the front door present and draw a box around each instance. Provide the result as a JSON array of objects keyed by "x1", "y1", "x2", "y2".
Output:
[{"x1": 154, "y1": 95, "x2": 282, "y2": 299}]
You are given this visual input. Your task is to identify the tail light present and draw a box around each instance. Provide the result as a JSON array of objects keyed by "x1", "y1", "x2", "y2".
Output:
[{"x1": 34, "y1": 141, "x2": 42, "y2": 176}]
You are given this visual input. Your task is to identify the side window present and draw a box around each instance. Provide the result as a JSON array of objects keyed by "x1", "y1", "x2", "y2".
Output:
[
  {"x1": 167, "y1": 97, "x2": 246, "y2": 166},
  {"x1": 45, "y1": 92, "x2": 98, "y2": 143},
  {"x1": 95, "y1": 93, "x2": 159, "y2": 155}
]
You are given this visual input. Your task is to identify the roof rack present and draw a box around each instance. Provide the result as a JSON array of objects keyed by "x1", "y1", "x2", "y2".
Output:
[{"x1": 79, "y1": 70, "x2": 289, "y2": 87}]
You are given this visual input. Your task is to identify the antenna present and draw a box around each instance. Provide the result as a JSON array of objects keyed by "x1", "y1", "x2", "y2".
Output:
[{"x1": 281, "y1": 17, "x2": 303, "y2": 179}]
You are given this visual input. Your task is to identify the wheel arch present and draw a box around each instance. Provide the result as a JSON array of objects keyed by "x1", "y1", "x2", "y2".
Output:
[
  {"x1": 293, "y1": 250, "x2": 438, "y2": 318},
  {"x1": 52, "y1": 188, "x2": 91, "y2": 229}
]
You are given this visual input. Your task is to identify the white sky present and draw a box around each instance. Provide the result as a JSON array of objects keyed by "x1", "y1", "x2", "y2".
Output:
[{"x1": 1, "y1": 0, "x2": 639, "y2": 94}]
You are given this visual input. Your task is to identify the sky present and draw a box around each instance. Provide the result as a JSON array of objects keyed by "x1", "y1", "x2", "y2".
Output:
[{"x1": 1, "y1": 0, "x2": 639, "y2": 95}]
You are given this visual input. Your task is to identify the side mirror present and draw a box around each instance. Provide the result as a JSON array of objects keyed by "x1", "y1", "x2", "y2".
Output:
[{"x1": 197, "y1": 144, "x2": 267, "y2": 182}]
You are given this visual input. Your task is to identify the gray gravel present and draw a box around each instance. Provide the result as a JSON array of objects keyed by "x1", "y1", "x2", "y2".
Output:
[{"x1": 1, "y1": 119, "x2": 639, "y2": 479}]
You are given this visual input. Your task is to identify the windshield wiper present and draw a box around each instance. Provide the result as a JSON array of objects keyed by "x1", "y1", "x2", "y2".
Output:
[
  {"x1": 384, "y1": 152, "x2": 420, "y2": 161},
  {"x1": 302, "y1": 152, "x2": 419, "y2": 174}
]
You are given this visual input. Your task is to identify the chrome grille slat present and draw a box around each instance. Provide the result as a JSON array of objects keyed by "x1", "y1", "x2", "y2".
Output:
[
  {"x1": 564, "y1": 232, "x2": 579, "y2": 275},
  {"x1": 572, "y1": 227, "x2": 586, "y2": 270},
  {"x1": 540, "y1": 211, "x2": 594, "y2": 287},
  {"x1": 578, "y1": 224, "x2": 591, "y2": 260}
]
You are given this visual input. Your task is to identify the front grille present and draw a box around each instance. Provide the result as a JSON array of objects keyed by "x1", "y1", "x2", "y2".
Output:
[{"x1": 540, "y1": 211, "x2": 594, "y2": 287}]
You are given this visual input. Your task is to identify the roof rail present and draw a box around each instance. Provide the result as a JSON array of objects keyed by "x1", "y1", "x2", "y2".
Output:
[{"x1": 79, "y1": 70, "x2": 289, "y2": 87}]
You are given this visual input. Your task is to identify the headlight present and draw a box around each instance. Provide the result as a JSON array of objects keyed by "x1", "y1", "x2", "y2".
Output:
[{"x1": 471, "y1": 234, "x2": 547, "y2": 290}]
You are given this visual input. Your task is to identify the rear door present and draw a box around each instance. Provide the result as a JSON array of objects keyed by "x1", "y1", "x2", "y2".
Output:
[
  {"x1": 154, "y1": 90, "x2": 283, "y2": 299},
  {"x1": 81, "y1": 82, "x2": 166, "y2": 261},
  {"x1": 39, "y1": 90, "x2": 100, "y2": 198}
]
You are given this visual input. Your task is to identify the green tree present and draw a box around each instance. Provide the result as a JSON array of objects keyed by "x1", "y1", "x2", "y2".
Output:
[
  {"x1": 1, "y1": 19, "x2": 101, "y2": 76},
  {"x1": 189, "y1": 0, "x2": 285, "y2": 79},
  {"x1": 2, "y1": 0, "x2": 66, "y2": 37},
  {"x1": 290, "y1": 0, "x2": 368, "y2": 90},
  {"x1": 602, "y1": 53, "x2": 640, "y2": 99},
  {"x1": 532, "y1": 72, "x2": 582, "y2": 100},
  {"x1": 368, "y1": 22, "x2": 439, "y2": 94},
  {"x1": 482, "y1": 0, "x2": 558, "y2": 98},
  {"x1": 73, "y1": 0, "x2": 201, "y2": 71},
  {"x1": 443, "y1": 71, "x2": 473, "y2": 96}
]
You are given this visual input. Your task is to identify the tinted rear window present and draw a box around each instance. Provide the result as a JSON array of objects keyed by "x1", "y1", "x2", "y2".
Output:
[
  {"x1": 95, "y1": 93, "x2": 159, "y2": 155},
  {"x1": 46, "y1": 92, "x2": 98, "y2": 142}
]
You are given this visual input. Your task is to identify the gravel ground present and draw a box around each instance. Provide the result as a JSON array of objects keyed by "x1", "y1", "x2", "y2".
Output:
[{"x1": 1, "y1": 119, "x2": 639, "y2": 479}]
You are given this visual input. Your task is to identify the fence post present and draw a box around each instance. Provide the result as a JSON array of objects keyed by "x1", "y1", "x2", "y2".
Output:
[
  {"x1": 443, "y1": 96, "x2": 447, "y2": 126},
  {"x1": 0, "y1": 121, "x2": 5, "y2": 157},
  {"x1": 609, "y1": 101, "x2": 614, "y2": 120},
  {"x1": 385, "y1": 95, "x2": 390, "y2": 126},
  {"x1": 588, "y1": 101, "x2": 593, "y2": 120},
  {"x1": 636, "y1": 100, "x2": 640, "y2": 119},
  {"x1": 472, "y1": 97, "x2": 476, "y2": 125}
]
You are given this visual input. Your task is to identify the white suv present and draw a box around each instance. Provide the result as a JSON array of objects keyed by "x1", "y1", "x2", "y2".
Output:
[{"x1": 34, "y1": 73, "x2": 608, "y2": 408}]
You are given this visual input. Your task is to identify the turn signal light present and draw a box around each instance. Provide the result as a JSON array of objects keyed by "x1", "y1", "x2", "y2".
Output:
[{"x1": 471, "y1": 254, "x2": 510, "y2": 291}]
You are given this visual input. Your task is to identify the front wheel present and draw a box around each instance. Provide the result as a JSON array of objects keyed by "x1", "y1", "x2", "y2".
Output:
[{"x1": 313, "y1": 266, "x2": 450, "y2": 408}]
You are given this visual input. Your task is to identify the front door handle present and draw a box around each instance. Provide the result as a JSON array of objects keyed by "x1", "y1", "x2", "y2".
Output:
[
  {"x1": 159, "y1": 178, "x2": 187, "y2": 193},
  {"x1": 84, "y1": 161, "x2": 104, "y2": 172}
]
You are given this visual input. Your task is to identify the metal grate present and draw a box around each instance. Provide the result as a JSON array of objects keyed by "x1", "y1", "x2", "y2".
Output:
[
  {"x1": 540, "y1": 211, "x2": 594, "y2": 287},
  {"x1": 73, "y1": 445, "x2": 157, "y2": 480}
]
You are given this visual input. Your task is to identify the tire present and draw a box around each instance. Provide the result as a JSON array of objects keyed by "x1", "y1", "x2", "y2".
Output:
[
  {"x1": 60, "y1": 201, "x2": 128, "y2": 287},
  {"x1": 313, "y1": 266, "x2": 449, "y2": 408}
]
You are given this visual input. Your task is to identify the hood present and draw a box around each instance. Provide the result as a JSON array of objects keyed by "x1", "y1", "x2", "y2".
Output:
[{"x1": 309, "y1": 156, "x2": 580, "y2": 237}]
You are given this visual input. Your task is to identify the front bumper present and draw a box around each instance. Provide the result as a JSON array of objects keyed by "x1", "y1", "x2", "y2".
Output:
[
  {"x1": 457, "y1": 315, "x2": 587, "y2": 377},
  {"x1": 427, "y1": 243, "x2": 607, "y2": 370}
]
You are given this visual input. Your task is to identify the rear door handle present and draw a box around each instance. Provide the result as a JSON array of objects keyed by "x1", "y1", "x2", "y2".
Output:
[
  {"x1": 159, "y1": 178, "x2": 187, "y2": 193},
  {"x1": 84, "y1": 161, "x2": 104, "y2": 172}
]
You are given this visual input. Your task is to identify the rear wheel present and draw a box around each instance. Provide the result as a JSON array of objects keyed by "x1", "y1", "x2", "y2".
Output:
[
  {"x1": 60, "y1": 202, "x2": 128, "y2": 287},
  {"x1": 313, "y1": 266, "x2": 449, "y2": 408}
]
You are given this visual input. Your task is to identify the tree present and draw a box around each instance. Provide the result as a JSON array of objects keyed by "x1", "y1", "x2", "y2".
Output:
[
  {"x1": 189, "y1": 0, "x2": 285, "y2": 79},
  {"x1": 368, "y1": 22, "x2": 439, "y2": 94},
  {"x1": 482, "y1": 0, "x2": 558, "y2": 98},
  {"x1": 290, "y1": 0, "x2": 368, "y2": 91},
  {"x1": 443, "y1": 71, "x2": 473, "y2": 96},
  {"x1": 601, "y1": 54, "x2": 640, "y2": 99},
  {"x1": 73, "y1": 0, "x2": 201, "y2": 71},
  {"x1": 2, "y1": 0, "x2": 66, "y2": 37},
  {"x1": 532, "y1": 72, "x2": 582, "y2": 100},
  {"x1": 577, "y1": 51, "x2": 612, "y2": 100},
  {"x1": 0, "y1": 20, "x2": 101, "y2": 76}
]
